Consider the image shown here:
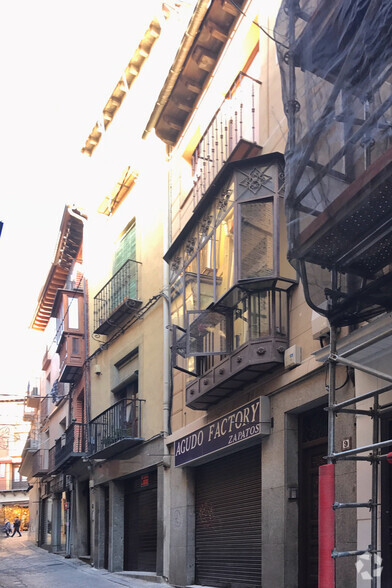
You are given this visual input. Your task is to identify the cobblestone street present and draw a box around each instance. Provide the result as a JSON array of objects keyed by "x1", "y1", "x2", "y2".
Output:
[{"x1": 0, "y1": 534, "x2": 174, "y2": 588}]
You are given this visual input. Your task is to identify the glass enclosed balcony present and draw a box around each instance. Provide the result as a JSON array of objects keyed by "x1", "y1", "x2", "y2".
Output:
[
  {"x1": 184, "y1": 287, "x2": 289, "y2": 410},
  {"x1": 168, "y1": 153, "x2": 296, "y2": 408}
]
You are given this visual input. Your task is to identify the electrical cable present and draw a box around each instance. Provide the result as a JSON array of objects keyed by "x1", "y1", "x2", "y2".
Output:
[{"x1": 227, "y1": 0, "x2": 289, "y2": 49}]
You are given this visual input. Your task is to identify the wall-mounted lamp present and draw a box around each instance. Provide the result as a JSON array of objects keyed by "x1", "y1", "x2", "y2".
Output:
[{"x1": 94, "y1": 364, "x2": 102, "y2": 376}]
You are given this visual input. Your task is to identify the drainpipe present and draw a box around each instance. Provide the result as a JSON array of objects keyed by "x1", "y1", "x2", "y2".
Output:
[
  {"x1": 142, "y1": 0, "x2": 211, "y2": 140},
  {"x1": 161, "y1": 151, "x2": 172, "y2": 580}
]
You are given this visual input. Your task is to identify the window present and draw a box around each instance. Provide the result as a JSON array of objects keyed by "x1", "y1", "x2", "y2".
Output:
[
  {"x1": 68, "y1": 297, "x2": 79, "y2": 329},
  {"x1": 113, "y1": 223, "x2": 136, "y2": 274},
  {"x1": 0, "y1": 463, "x2": 5, "y2": 478},
  {"x1": 240, "y1": 200, "x2": 274, "y2": 279}
]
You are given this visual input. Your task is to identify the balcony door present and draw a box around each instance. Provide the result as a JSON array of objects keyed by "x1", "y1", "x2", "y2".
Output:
[{"x1": 112, "y1": 223, "x2": 137, "y2": 305}]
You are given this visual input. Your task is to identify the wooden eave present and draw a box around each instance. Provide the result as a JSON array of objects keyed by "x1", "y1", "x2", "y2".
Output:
[
  {"x1": 81, "y1": 17, "x2": 162, "y2": 157},
  {"x1": 31, "y1": 207, "x2": 86, "y2": 332},
  {"x1": 147, "y1": 0, "x2": 248, "y2": 146},
  {"x1": 97, "y1": 166, "x2": 139, "y2": 216}
]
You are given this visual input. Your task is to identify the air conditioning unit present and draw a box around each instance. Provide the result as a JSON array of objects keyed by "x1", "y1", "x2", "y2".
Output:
[
  {"x1": 311, "y1": 310, "x2": 330, "y2": 340},
  {"x1": 284, "y1": 345, "x2": 302, "y2": 369}
]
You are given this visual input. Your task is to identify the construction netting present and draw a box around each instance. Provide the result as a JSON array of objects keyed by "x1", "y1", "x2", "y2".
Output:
[{"x1": 275, "y1": 0, "x2": 392, "y2": 325}]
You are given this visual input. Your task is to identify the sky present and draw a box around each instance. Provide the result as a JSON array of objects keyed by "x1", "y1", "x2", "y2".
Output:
[{"x1": 0, "y1": 1, "x2": 163, "y2": 397}]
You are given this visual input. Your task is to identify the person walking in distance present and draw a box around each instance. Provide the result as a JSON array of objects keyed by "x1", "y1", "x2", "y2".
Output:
[
  {"x1": 3, "y1": 519, "x2": 11, "y2": 537},
  {"x1": 11, "y1": 517, "x2": 21, "y2": 537}
]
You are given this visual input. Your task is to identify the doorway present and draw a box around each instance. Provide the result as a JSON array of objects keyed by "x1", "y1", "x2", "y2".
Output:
[
  {"x1": 298, "y1": 405, "x2": 328, "y2": 588},
  {"x1": 124, "y1": 471, "x2": 157, "y2": 571}
]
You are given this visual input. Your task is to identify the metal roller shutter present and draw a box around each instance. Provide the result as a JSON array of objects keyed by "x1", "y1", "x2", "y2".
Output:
[
  {"x1": 195, "y1": 445, "x2": 261, "y2": 587},
  {"x1": 124, "y1": 471, "x2": 157, "y2": 572}
]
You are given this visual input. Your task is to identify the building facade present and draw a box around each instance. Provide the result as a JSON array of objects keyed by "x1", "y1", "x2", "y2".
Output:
[
  {"x1": 79, "y1": 0, "x2": 196, "y2": 576},
  {"x1": 20, "y1": 1, "x2": 392, "y2": 586},
  {"x1": 146, "y1": 0, "x2": 356, "y2": 586},
  {"x1": 21, "y1": 205, "x2": 88, "y2": 555}
]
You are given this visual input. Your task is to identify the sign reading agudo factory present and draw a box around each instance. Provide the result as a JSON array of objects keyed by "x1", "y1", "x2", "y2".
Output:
[{"x1": 174, "y1": 397, "x2": 271, "y2": 467}]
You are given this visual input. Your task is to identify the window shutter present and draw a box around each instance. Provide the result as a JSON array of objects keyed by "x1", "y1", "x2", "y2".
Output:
[{"x1": 113, "y1": 224, "x2": 136, "y2": 274}]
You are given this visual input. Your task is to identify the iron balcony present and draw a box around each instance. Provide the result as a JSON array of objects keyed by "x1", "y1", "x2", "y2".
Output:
[
  {"x1": 93, "y1": 259, "x2": 142, "y2": 335},
  {"x1": 50, "y1": 422, "x2": 87, "y2": 473},
  {"x1": 89, "y1": 398, "x2": 144, "y2": 459}
]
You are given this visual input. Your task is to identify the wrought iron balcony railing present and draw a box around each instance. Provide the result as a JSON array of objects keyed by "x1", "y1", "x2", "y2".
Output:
[
  {"x1": 48, "y1": 445, "x2": 55, "y2": 474},
  {"x1": 93, "y1": 259, "x2": 142, "y2": 334},
  {"x1": 191, "y1": 72, "x2": 262, "y2": 208},
  {"x1": 89, "y1": 398, "x2": 143, "y2": 459},
  {"x1": 53, "y1": 422, "x2": 87, "y2": 471},
  {"x1": 32, "y1": 449, "x2": 49, "y2": 477},
  {"x1": 12, "y1": 480, "x2": 29, "y2": 490}
]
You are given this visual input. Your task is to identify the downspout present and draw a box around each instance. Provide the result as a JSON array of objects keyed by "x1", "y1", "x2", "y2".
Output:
[
  {"x1": 161, "y1": 153, "x2": 172, "y2": 581},
  {"x1": 142, "y1": 0, "x2": 211, "y2": 140}
]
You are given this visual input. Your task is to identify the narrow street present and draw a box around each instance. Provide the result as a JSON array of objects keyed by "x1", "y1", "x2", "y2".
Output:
[{"x1": 0, "y1": 534, "x2": 174, "y2": 588}]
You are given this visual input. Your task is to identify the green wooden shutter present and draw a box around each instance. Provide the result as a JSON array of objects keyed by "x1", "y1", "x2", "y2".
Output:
[
  {"x1": 113, "y1": 224, "x2": 136, "y2": 274},
  {"x1": 111, "y1": 224, "x2": 137, "y2": 305}
]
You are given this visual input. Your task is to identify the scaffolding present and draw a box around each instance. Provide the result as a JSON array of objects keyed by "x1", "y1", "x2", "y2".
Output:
[{"x1": 275, "y1": 0, "x2": 392, "y2": 585}]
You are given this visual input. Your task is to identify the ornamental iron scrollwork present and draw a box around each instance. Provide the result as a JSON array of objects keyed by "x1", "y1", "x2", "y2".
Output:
[
  {"x1": 217, "y1": 187, "x2": 233, "y2": 210},
  {"x1": 239, "y1": 168, "x2": 273, "y2": 194}
]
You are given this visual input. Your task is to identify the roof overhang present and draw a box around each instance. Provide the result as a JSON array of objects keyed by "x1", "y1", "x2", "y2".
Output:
[
  {"x1": 81, "y1": 15, "x2": 163, "y2": 157},
  {"x1": 143, "y1": 0, "x2": 248, "y2": 146},
  {"x1": 30, "y1": 207, "x2": 87, "y2": 332}
]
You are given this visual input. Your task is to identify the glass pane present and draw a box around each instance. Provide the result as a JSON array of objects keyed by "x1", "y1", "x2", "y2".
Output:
[
  {"x1": 68, "y1": 297, "x2": 79, "y2": 330},
  {"x1": 187, "y1": 310, "x2": 228, "y2": 356},
  {"x1": 200, "y1": 237, "x2": 215, "y2": 310},
  {"x1": 170, "y1": 275, "x2": 184, "y2": 329},
  {"x1": 240, "y1": 200, "x2": 274, "y2": 278},
  {"x1": 56, "y1": 302, "x2": 64, "y2": 345},
  {"x1": 276, "y1": 290, "x2": 288, "y2": 336},
  {"x1": 250, "y1": 291, "x2": 271, "y2": 338},
  {"x1": 216, "y1": 208, "x2": 235, "y2": 300},
  {"x1": 184, "y1": 257, "x2": 198, "y2": 314},
  {"x1": 233, "y1": 297, "x2": 249, "y2": 350}
]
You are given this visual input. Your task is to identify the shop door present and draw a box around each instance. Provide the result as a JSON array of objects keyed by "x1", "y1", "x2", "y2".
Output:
[
  {"x1": 40, "y1": 499, "x2": 48, "y2": 546},
  {"x1": 298, "y1": 405, "x2": 328, "y2": 588},
  {"x1": 195, "y1": 445, "x2": 261, "y2": 588},
  {"x1": 124, "y1": 471, "x2": 157, "y2": 571},
  {"x1": 104, "y1": 486, "x2": 109, "y2": 569}
]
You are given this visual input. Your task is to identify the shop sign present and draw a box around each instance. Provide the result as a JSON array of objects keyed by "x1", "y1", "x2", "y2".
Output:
[{"x1": 174, "y1": 396, "x2": 270, "y2": 467}]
